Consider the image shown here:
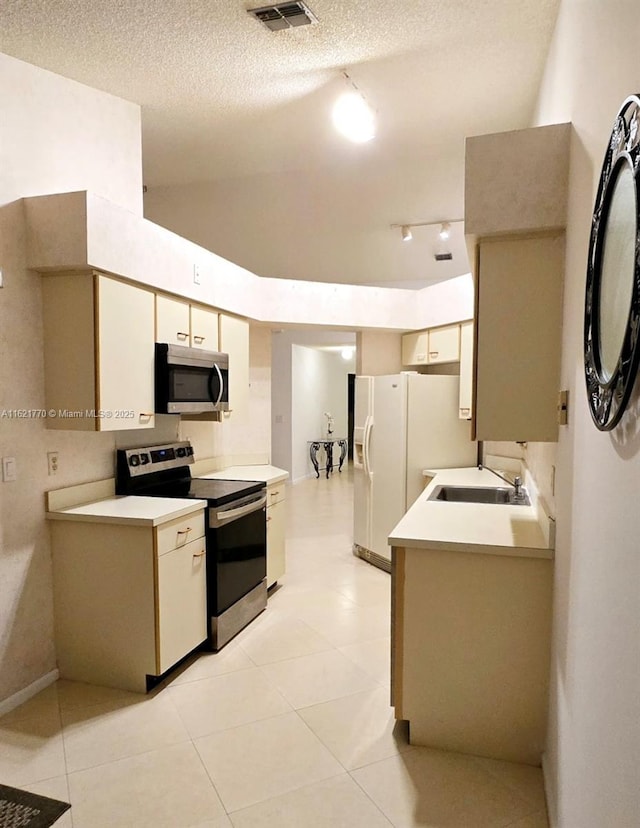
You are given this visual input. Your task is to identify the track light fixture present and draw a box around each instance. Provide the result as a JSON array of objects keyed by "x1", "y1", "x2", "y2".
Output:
[
  {"x1": 332, "y1": 71, "x2": 376, "y2": 144},
  {"x1": 391, "y1": 218, "x2": 463, "y2": 241}
]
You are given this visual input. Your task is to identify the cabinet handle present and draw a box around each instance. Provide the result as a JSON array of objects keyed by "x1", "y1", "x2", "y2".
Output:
[
  {"x1": 177, "y1": 527, "x2": 192, "y2": 536},
  {"x1": 266, "y1": 516, "x2": 272, "y2": 522},
  {"x1": 192, "y1": 550, "x2": 205, "y2": 558},
  {"x1": 417, "y1": 354, "x2": 426, "y2": 362},
  {"x1": 177, "y1": 331, "x2": 189, "y2": 340},
  {"x1": 139, "y1": 412, "x2": 153, "y2": 420},
  {"x1": 460, "y1": 407, "x2": 470, "y2": 416},
  {"x1": 429, "y1": 351, "x2": 439, "y2": 358},
  {"x1": 193, "y1": 335, "x2": 205, "y2": 344}
]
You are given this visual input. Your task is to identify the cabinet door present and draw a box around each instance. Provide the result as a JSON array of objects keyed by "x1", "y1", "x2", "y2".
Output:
[
  {"x1": 475, "y1": 234, "x2": 564, "y2": 441},
  {"x1": 97, "y1": 276, "x2": 155, "y2": 430},
  {"x1": 266, "y1": 498, "x2": 286, "y2": 588},
  {"x1": 402, "y1": 331, "x2": 429, "y2": 366},
  {"x1": 459, "y1": 321, "x2": 474, "y2": 420},
  {"x1": 190, "y1": 305, "x2": 219, "y2": 351},
  {"x1": 156, "y1": 536, "x2": 207, "y2": 673},
  {"x1": 156, "y1": 295, "x2": 191, "y2": 346},
  {"x1": 427, "y1": 325, "x2": 460, "y2": 364},
  {"x1": 219, "y1": 314, "x2": 249, "y2": 417}
]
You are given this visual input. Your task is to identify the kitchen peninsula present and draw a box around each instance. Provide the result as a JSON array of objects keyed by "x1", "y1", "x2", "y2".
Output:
[{"x1": 389, "y1": 466, "x2": 554, "y2": 765}]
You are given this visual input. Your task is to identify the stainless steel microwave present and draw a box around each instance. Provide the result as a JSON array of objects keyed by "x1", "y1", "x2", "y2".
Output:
[{"x1": 155, "y1": 343, "x2": 229, "y2": 414}]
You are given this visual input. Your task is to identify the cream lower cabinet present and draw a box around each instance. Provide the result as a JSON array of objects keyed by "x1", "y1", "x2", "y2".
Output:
[
  {"x1": 156, "y1": 294, "x2": 219, "y2": 351},
  {"x1": 266, "y1": 482, "x2": 286, "y2": 587},
  {"x1": 42, "y1": 272, "x2": 155, "y2": 431},
  {"x1": 219, "y1": 313, "x2": 249, "y2": 418},
  {"x1": 392, "y1": 544, "x2": 552, "y2": 765},
  {"x1": 50, "y1": 510, "x2": 207, "y2": 692}
]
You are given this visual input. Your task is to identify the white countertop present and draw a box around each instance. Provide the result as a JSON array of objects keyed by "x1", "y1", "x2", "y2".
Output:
[
  {"x1": 389, "y1": 467, "x2": 553, "y2": 559},
  {"x1": 47, "y1": 496, "x2": 206, "y2": 527},
  {"x1": 198, "y1": 465, "x2": 289, "y2": 486}
]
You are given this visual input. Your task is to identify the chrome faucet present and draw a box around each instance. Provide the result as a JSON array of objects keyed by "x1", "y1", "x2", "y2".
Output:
[{"x1": 478, "y1": 464, "x2": 524, "y2": 500}]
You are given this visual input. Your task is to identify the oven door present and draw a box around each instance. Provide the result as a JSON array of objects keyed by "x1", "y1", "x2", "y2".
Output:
[
  {"x1": 155, "y1": 343, "x2": 229, "y2": 414},
  {"x1": 207, "y1": 492, "x2": 267, "y2": 615}
]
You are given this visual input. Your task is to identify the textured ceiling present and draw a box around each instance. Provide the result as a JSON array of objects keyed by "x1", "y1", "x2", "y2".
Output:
[{"x1": 1, "y1": 0, "x2": 560, "y2": 287}]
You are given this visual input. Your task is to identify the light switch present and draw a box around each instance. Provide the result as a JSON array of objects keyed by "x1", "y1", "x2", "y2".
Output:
[{"x1": 2, "y1": 457, "x2": 17, "y2": 482}]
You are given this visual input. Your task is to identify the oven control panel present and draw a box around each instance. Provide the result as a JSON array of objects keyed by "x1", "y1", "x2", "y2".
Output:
[{"x1": 120, "y1": 441, "x2": 194, "y2": 477}]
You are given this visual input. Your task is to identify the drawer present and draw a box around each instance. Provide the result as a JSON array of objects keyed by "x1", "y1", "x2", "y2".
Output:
[
  {"x1": 156, "y1": 510, "x2": 205, "y2": 556},
  {"x1": 267, "y1": 483, "x2": 286, "y2": 506}
]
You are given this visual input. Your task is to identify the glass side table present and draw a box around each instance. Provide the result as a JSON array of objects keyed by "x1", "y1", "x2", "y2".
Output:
[{"x1": 307, "y1": 438, "x2": 348, "y2": 479}]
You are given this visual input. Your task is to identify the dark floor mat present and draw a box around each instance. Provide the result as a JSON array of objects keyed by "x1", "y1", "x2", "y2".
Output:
[{"x1": 0, "y1": 784, "x2": 70, "y2": 827}]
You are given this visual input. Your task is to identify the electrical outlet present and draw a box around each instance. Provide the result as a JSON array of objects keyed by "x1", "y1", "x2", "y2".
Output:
[
  {"x1": 47, "y1": 451, "x2": 59, "y2": 475},
  {"x1": 2, "y1": 457, "x2": 16, "y2": 482}
]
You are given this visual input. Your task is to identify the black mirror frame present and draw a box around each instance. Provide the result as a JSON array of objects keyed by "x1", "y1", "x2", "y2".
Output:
[{"x1": 584, "y1": 94, "x2": 640, "y2": 431}]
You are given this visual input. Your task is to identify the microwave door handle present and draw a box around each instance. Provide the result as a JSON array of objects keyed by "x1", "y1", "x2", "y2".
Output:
[{"x1": 213, "y1": 363, "x2": 224, "y2": 408}]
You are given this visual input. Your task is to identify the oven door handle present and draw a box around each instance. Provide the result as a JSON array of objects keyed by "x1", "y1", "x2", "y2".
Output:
[{"x1": 210, "y1": 494, "x2": 267, "y2": 528}]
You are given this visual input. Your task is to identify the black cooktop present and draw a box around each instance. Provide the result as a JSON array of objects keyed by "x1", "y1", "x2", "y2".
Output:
[{"x1": 140, "y1": 477, "x2": 264, "y2": 507}]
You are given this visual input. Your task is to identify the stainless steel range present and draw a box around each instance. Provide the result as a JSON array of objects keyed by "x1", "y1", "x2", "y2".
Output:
[{"x1": 116, "y1": 441, "x2": 267, "y2": 650}]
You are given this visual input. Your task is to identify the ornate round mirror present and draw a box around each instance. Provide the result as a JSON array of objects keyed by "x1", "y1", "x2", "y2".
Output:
[{"x1": 584, "y1": 95, "x2": 640, "y2": 430}]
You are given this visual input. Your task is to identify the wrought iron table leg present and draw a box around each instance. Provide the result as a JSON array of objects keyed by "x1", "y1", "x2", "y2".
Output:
[
  {"x1": 337, "y1": 439, "x2": 347, "y2": 472},
  {"x1": 309, "y1": 442, "x2": 321, "y2": 478},
  {"x1": 323, "y1": 441, "x2": 333, "y2": 478}
]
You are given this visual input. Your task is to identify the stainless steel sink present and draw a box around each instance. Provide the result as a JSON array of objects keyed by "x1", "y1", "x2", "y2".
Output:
[{"x1": 428, "y1": 485, "x2": 531, "y2": 506}]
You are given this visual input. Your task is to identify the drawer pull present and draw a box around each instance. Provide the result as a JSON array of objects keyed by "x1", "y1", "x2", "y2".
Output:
[
  {"x1": 270, "y1": 490, "x2": 280, "y2": 497},
  {"x1": 417, "y1": 354, "x2": 426, "y2": 361},
  {"x1": 193, "y1": 335, "x2": 205, "y2": 344},
  {"x1": 177, "y1": 527, "x2": 192, "y2": 536},
  {"x1": 192, "y1": 550, "x2": 205, "y2": 558},
  {"x1": 139, "y1": 412, "x2": 153, "y2": 420},
  {"x1": 460, "y1": 407, "x2": 471, "y2": 415},
  {"x1": 429, "y1": 351, "x2": 439, "y2": 358},
  {"x1": 177, "y1": 331, "x2": 189, "y2": 340}
]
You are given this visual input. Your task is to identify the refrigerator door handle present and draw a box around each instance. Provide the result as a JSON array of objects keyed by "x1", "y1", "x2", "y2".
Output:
[{"x1": 363, "y1": 416, "x2": 373, "y2": 481}]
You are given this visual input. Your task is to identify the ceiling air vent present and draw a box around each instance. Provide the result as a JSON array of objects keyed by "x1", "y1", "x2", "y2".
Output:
[
  {"x1": 249, "y1": 2, "x2": 318, "y2": 31},
  {"x1": 434, "y1": 253, "x2": 453, "y2": 262}
]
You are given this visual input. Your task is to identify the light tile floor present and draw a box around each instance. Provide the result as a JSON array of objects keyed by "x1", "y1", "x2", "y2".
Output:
[{"x1": 0, "y1": 465, "x2": 549, "y2": 827}]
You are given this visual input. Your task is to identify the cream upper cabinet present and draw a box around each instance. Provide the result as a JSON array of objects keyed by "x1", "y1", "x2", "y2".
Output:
[
  {"x1": 402, "y1": 324, "x2": 461, "y2": 367},
  {"x1": 42, "y1": 272, "x2": 155, "y2": 431},
  {"x1": 190, "y1": 305, "x2": 219, "y2": 351},
  {"x1": 156, "y1": 295, "x2": 191, "y2": 345},
  {"x1": 426, "y1": 325, "x2": 460, "y2": 364},
  {"x1": 473, "y1": 233, "x2": 564, "y2": 442},
  {"x1": 219, "y1": 313, "x2": 249, "y2": 417},
  {"x1": 156, "y1": 295, "x2": 219, "y2": 351},
  {"x1": 266, "y1": 482, "x2": 286, "y2": 588},
  {"x1": 402, "y1": 331, "x2": 429, "y2": 366},
  {"x1": 458, "y1": 321, "x2": 474, "y2": 420}
]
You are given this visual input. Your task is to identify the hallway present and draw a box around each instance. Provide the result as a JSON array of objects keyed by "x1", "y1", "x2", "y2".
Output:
[{"x1": 0, "y1": 468, "x2": 548, "y2": 826}]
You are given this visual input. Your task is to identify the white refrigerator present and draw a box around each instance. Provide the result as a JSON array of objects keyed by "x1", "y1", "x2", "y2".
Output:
[{"x1": 353, "y1": 373, "x2": 476, "y2": 571}]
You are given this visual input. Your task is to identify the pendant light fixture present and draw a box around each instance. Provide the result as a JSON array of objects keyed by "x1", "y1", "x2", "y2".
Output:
[{"x1": 332, "y1": 71, "x2": 376, "y2": 144}]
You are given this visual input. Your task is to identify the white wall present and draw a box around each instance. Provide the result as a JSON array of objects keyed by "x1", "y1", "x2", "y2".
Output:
[
  {"x1": 291, "y1": 345, "x2": 355, "y2": 483},
  {"x1": 0, "y1": 53, "x2": 142, "y2": 214},
  {"x1": 533, "y1": 3, "x2": 640, "y2": 825}
]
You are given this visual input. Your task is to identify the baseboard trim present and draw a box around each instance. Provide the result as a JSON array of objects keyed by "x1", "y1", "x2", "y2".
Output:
[
  {"x1": 541, "y1": 751, "x2": 556, "y2": 827},
  {"x1": 0, "y1": 669, "x2": 59, "y2": 717}
]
